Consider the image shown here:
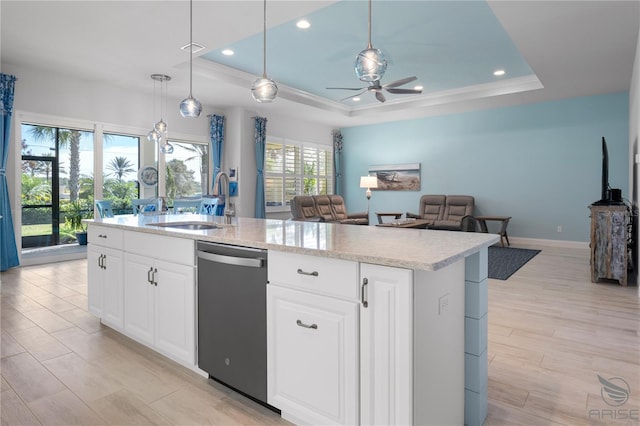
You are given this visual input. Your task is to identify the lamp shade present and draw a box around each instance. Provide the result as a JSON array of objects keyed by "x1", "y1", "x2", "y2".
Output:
[{"x1": 360, "y1": 175, "x2": 378, "y2": 189}]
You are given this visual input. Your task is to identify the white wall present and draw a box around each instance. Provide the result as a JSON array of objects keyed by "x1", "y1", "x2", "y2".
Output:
[{"x1": 630, "y1": 5, "x2": 640, "y2": 277}]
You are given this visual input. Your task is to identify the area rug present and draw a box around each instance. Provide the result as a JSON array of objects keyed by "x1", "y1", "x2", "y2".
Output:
[{"x1": 488, "y1": 246, "x2": 541, "y2": 280}]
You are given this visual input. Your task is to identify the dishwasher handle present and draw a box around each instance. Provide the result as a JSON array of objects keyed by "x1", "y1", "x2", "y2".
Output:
[{"x1": 197, "y1": 250, "x2": 264, "y2": 268}]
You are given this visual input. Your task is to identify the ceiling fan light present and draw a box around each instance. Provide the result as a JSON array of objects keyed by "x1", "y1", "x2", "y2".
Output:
[
  {"x1": 251, "y1": 76, "x2": 278, "y2": 103},
  {"x1": 154, "y1": 119, "x2": 167, "y2": 133},
  {"x1": 180, "y1": 96, "x2": 202, "y2": 118},
  {"x1": 355, "y1": 47, "x2": 387, "y2": 82}
]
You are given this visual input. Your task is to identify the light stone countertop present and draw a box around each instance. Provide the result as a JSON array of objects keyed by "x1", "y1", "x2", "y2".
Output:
[{"x1": 86, "y1": 214, "x2": 499, "y2": 271}]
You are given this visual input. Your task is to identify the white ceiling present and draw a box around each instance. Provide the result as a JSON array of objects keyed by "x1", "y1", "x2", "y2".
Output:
[{"x1": 1, "y1": 1, "x2": 638, "y2": 128}]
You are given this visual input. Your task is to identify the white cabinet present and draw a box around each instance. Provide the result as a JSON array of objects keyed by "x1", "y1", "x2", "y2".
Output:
[
  {"x1": 268, "y1": 251, "x2": 359, "y2": 426},
  {"x1": 87, "y1": 225, "x2": 124, "y2": 330},
  {"x1": 123, "y1": 233, "x2": 196, "y2": 367},
  {"x1": 360, "y1": 263, "x2": 413, "y2": 426}
]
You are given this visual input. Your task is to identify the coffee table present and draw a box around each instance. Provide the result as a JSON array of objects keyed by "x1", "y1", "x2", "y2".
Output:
[
  {"x1": 375, "y1": 212, "x2": 403, "y2": 224},
  {"x1": 376, "y1": 219, "x2": 431, "y2": 229}
]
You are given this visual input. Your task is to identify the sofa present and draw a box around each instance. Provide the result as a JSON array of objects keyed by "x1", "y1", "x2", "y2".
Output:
[
  {"x1": 290, "y1": 195, "x2": 369, "y2": 225},
  {"x1": 407, "y1": 195, "x2": 476, "y2": 231}
]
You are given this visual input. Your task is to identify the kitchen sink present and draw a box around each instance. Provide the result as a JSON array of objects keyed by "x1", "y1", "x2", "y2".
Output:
[{"x1": 147, "y1": 221, "x2": 220, "y2": 230}]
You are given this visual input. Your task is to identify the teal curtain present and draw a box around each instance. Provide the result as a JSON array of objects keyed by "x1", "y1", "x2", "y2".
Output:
[
  {"x1": 1, "y1": 74, "x2": 19, "y2": 271},
  {"x1": 254, "y1": 117, "x2": 267, "y2": 218},
  {"x1": 332, "y1": 129, "x2": 343, "y2": 196},
  {"x1": 209, "y1": 114, "x2": 225, "y2": 215}
]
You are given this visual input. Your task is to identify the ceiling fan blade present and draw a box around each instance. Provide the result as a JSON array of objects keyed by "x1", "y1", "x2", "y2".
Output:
[
  {"x1": 386, "y1": 88, "x2": 422, "y2": 94},
  {"x1": 375, "y1": 91, "x2": 386, "y2": 103},
  {"x1": 383, "y1": 76, "x2": 417, "y2": 88},
  {"x1": 326, "y1": 87, "x2": 365, "y2": 91},
  {"x1": 341, "y1": 89, "x2": 368, "y2": 101}
]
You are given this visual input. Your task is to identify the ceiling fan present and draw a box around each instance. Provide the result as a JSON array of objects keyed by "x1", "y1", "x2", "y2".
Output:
[
  {"x1": 326, "y1": 0, "x2": 422, "y2": 103},
  {"x1": 328, "y1": 76, "x2": 422, "y2": 103}
]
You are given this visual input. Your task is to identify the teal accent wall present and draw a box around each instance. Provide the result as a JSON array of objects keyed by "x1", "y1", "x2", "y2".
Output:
[{"x1": 341, "y1": 92, "x2": 629, "y2": 242}]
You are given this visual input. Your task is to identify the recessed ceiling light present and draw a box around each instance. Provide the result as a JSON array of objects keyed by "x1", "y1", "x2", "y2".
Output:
[
  {"x1": 493, "y1": 69, "x2": 506, "y2": 76},
  {"x1": 222, "y1": 49, "x2": 234, "y2": 56},
  {"x1": 296, "y1": 19, "x2": 311, "y2": 29},
  {"x1": 352, "y1": 97, "x2": 360, "y2": 102},
  {"x1": 414, "y1": 85, "x2": 423, "y2": 91},
  {"x1": 180, "y1": 42, "x2": 205, "y2": 54}
]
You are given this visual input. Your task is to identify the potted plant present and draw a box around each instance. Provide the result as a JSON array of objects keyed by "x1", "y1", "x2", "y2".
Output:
[{"x1": 65, "y1": 200, "x2": 92, "y2": 245}]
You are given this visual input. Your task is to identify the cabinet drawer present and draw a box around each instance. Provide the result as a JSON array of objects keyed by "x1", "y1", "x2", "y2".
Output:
[
  {"x1": 124, "y1": 231, "x2": 195, "y2": 266},
  {"x1": 269, "y1": 251, "x2": 359, "y2": 301},
  {"x1": 88, "y1": 225, "x2": 123, "y2": 250}
]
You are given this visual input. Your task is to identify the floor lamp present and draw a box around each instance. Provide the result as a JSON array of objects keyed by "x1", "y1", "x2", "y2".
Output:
[{"x1": 360, "y1": 175, "x2": 378, "y2": 223}]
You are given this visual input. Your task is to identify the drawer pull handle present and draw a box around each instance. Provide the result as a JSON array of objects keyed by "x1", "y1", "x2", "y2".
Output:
[
  {"x1": 98, "y1": 234, "x2": 107, "y2": 238},
  {"x1": 362, "y1": 277, "x2": 369, "y2": 308},
  {"x1": 296, "y1": 319, "x2": 318, "y2": 330},
  {"x1": 297, "y1": 268, "x2": 319, "y2": 277}
]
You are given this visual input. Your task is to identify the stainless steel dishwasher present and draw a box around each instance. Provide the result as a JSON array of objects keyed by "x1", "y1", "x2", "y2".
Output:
[{"x1": 196, "y1": 241, "x2": 275, "y2": 410}]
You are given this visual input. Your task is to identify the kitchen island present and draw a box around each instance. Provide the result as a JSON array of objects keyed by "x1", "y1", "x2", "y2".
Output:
[{"x1": 86, "y1": 214, "x2": 498, "y2": 426}]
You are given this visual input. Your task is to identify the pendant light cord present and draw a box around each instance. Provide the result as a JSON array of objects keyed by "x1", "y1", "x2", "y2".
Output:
[
  {"x1": 262, "y1": 0, "x2": 267, "y2": 78},
  {"x1": 152, "y1": 78, "x2": 157, "y2": 122},
  {"x1": 189, "y1": 0, "x2": 193, "y2": 96},
  {"x1": 367, "y1": 0, "x2": 372, "y2": 49}
]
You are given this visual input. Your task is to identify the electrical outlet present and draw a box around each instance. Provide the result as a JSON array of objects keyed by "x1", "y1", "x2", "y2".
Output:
[
  {"x1": 557, "y1": 225, "x2": 562, "y2": 233},
  {"x1": 438, "y1": 293, "x2": 449, "y2": 315}
]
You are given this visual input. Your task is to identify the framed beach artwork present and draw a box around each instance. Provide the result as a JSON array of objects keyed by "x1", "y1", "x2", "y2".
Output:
[{"x1": 368, "y1": 163, "x2": 421, "y2": 191}]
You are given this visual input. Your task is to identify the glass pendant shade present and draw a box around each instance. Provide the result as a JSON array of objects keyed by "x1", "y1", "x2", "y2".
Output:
[
  {"x1": 154, "y1": 119, "x2": 167, "y2": 133},
  {"x1": 147, "y1": 129, "x2": 160, "y2": 143},
  {"x1": 161, "y1": 142, "x2": 174, "y2": 154},
  {"x1": 180, "y1": 96, "x2": 202, "y2": 118},
  {"x1": 251, "y1": 76, "x2": 278, "y2": 103},
  {"x1": 355, "y1": 47, "x2": 387, "y2": 82}
]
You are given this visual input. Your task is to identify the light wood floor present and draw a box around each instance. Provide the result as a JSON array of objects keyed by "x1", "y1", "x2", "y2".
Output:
[{"x1": 1, "y1": 245, "x2": 639, "y2": 425}]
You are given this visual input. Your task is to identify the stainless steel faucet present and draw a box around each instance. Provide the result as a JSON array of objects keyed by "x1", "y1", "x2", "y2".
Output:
[{"x1": 214, "y1": 171, "x2": 235, "y2": 223}]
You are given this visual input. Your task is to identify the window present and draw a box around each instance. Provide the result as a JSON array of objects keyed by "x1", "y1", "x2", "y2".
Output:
[
  {"x1": 265, "y1": 138, "x2": 333, "y2": 212},
  {"x1": 103, "y1": 133, "x2": 139, "y2": 214},
  {"x1": 20, "y1": 123, "x2": 94, "y2": 247},
  {"x1": 165, "y1": 140, "x2": 209, "y2": 202}
]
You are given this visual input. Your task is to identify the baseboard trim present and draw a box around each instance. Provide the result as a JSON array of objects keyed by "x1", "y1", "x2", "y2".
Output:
[{"x1": 507, "y1": 237, "x2": 589, "y2": 250}]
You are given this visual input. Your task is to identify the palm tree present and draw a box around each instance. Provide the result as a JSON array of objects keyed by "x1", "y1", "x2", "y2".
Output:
[
  {"x1": 29, "y1": 126, "x2": 82, "y2": 201},
  {"x1": 106, "y1": 156, "x2": 136, "y2": 181},
  {"x1": 180, "y1": 143, "x2": 209, "y2": 193}
]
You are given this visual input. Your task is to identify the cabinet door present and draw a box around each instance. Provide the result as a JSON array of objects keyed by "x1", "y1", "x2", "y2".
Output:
[
  {"x1": 360, "y1": 263, "x2": 413, "y2": 426},
  {"x1": 102, "y1": 247, "x2": 124, "y2": 331},
  {"x1": 123, "y1": 253, "x2": 155, "y2": 346},
  {"x1": 87, "y1": 245, "x2": 103, "y2": 317},
  {"x1": 154, "y1": 261, "x2": 195, "y2": 365},
  {"x1": 267, "y1": 285, "x2": 359, "y2": 426}
]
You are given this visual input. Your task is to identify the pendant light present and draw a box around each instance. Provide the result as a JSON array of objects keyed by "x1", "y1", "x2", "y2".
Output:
[
  {"x1": 148, "y1": 74, "x2": 173, "y2": 154},
  {"x1": 179, "y1": 0, "x2": 202, "y2": 117},
  {"x1": 354, "y1": 0, "x2": 387, "y2": 82},
  {"x1": 147, "y1": 77, "x2": 160, "y2": 143},
  {"x1": 251, "y1": 0, "x2": 278, "y2": 103}
]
